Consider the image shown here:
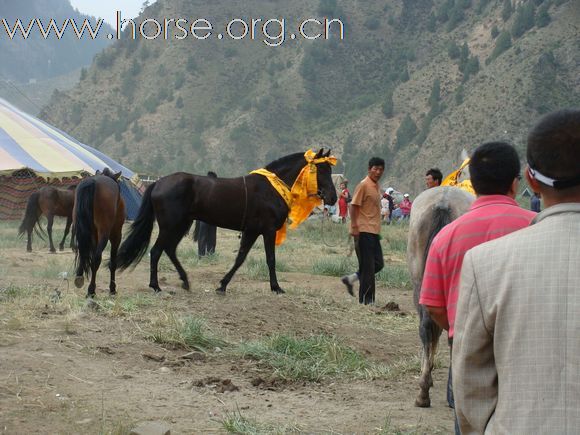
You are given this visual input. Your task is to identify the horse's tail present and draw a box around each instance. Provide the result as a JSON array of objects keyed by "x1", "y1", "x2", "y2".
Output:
[
  {"x1": 423, "y1": 204, "x2": 453, "y2": 267},
  {"x1": 192, "y1": 220, "x2": 200, "y2": 242},
  {"x1": 18, "y1": 192, "x2": 45, "y2": 240},
  {"x1": 116, "y1": 182, "x2": 156, "y2": 271},
  {"x1": 74, "y1": 179, "x2": 96, "y2": 278}
]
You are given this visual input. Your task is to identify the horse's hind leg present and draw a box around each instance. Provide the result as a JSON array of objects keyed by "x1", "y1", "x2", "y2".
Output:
[
  {"x1": 59, "y1": 216, "x2": 72, "y2": 251},
  {"x1": 87, "y1": 237, "x2": 108, "y2": 298},
  {"x1": 26, "y1": 227, "x2": 33, "y2": 252},
  {"x1": 47, "y1": 214, "x2": 56, "y2": 253},
  {"x1": 216, "y1": 231, "x2": 259, "y2": 294},
  {"x1": 263, "y1": 230, "x2": 283, "y2": 294},
  {"x1": 415, "y1": 306, "x2": 442, "y2": 407},
  {"x1": 149, "y1": 239, "x2": 164, "y2": 293},
  {"x1": 108, "y1": 234, "x2": 121, "y2": 296},
  {"x1": 165, "y1": 239, "x2": 190, "y2": 291}
]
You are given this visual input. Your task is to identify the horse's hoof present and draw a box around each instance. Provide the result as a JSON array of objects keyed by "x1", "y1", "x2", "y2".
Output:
[
  {"x1": 109, "y1": 290, "x2": 117, "y2": 297},
  {"x1": 49, "y1": 250, "x2": 56, "y2": 254},
  {"x1": 74, "y1": 276, "x2": 84, "y2": 288},
  {"x1": 181, "y1": 282, "x2": 190, "y2": 291},
  {"x1": 272, "y1": 287, "x2": 285, "y2": 294},
  {"x1": 26, "y1": 248, "x2": 32, "y2": 253},
  {"x1": 215, "y1": 288, "x2": 226, "y2": 295},
  {"x1": 414, "y1": 397, "x2": 431, "y2": 408}
]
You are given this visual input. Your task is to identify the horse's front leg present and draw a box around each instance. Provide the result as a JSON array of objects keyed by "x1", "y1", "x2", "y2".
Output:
[
  {"x1": 216, "y1": 231, "x2": 259, "y2": 294},
  {"x1": 262, "y1": 230, "x2": 283, "y2": 294},
  {"x1": 47, "y1": 214, "x2": 56, "y2": 253},
  {"x1": 59, "y1": 216, "x2": 72, "y2": 251}
]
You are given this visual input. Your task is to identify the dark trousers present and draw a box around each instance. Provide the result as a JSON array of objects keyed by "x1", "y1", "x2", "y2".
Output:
[
  {"x1": 197, "y1": 221, "x2": 217, "y2": 257},
  {"x1": 448, "y1": 338, "x2": 460, "y2": 435},
  {"x1": 354, "y1": 232, "x2": 384, "y2": 305}
]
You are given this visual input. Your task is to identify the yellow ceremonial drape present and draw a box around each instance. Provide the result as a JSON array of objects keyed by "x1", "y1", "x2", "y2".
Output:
[
  {"x1": 250, "y1": 150, "x2": 337, "y2": 245},
  {"x1": 441, "y1": 158, "x2": 476, "y2": 196}
]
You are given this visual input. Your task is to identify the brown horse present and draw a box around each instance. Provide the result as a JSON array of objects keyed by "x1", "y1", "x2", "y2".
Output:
[
  {"x1": 407, "y1": 186, "x2": 474, "y2": 407},
  {"x1": 73, "y1": 169, "x2": 125, "y2": 298},
  {"x1": 117, "y1": 149, "x2": 337, "y2": 294},
  {"x1": 18, "y1": 185, "x2": 76, "y2": 252}
]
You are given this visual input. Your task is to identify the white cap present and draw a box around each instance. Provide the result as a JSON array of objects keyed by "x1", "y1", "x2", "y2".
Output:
[
  {"x1": 403, "y1": 193, "x2": 409, "y2": 197},
  {"x1": 387, "y1": 187, "x2": 394, "y2": 193}
]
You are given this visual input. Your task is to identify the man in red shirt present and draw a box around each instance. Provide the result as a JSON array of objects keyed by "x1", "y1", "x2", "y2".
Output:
[{"x1": 419, "y1": 141, "x2": 536, "y2": 431}]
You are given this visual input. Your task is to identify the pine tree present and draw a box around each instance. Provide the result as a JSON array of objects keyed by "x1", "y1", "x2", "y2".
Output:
[
  {"x1": 396, "y1": 115, "x2": 418, "y2": 148},
  {"x1": 502, "y1": 0, "x2": 513, "y2": 21},
  {"x1": 381, "y1": 88, "x2": 395, "y2": 118},
  {"x1": 536, "y1": 4, "x2": 551, "y2": 27},
  {"x1": 428, "y1": 79, "x2": 441, "y2": 107}
]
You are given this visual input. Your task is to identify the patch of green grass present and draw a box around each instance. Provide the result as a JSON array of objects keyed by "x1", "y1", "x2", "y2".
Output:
[
  {"x1": 221, "y1": 408, "x2": 301, "y2": 434},
  {"x1": 297, "y1": 219, "x2": 351, "y2": 245},
  {"x1": 31, "y1": 257, "x2": 74, "y2": 280},
  {"x1": 238, "y1": 334, "x2": 390, "y2": 382},
  {"x1": 244, "y1": 256, "x2": 289, "y2": 280},
  {"x1": 92, "y1": 294, "x2": 156, "y2": 316},
  {"x1": 377, "y1": 263, "x2": 411, "y2": 289},
  {"x1": 0, "y1": 283, "x2": 24, "y2": 301},
  {"x1": 147, "y1": 315, "x2": 228, "y2": 352},
  {"x1": 311, "y1": 256, "x2": 357, "y2": 277}
]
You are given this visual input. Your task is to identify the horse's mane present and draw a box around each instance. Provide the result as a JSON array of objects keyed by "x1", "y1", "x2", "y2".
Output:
[{"x1": 264, "y1": 152, "x2": 304, "y2": 172}]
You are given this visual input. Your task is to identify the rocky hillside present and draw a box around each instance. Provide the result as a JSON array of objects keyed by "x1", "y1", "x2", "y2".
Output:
[{"x1": 41, "y1": 0, "x2": 579, "y2": 193}]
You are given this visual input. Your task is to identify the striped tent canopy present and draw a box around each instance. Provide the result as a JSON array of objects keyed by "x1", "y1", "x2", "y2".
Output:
[{"x1": 0, "y1": 98, "x2": 142, "y2": 220}]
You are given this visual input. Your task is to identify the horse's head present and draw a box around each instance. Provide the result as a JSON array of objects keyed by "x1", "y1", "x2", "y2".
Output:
[
  {"x1": 313, "y1": 149, "x2": 338, "y2": 205},
  {"x1": 100, "y1": 167, "x2": 122, "y2": 182}
]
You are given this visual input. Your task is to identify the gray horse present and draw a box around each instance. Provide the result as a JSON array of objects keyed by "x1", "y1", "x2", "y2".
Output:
[{"x1": 407, "y1": 186, "x2": 474, "y2": 407}]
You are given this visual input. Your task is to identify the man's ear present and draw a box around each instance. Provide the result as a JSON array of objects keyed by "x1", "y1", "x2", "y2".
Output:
[{"x1": 525, "y1": 165, "x2": 542, "y2": 194}]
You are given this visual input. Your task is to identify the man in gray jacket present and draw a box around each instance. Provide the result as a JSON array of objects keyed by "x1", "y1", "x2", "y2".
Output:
[{"x1": 452, "y1": 108, "x2": 580, "y2": 434}]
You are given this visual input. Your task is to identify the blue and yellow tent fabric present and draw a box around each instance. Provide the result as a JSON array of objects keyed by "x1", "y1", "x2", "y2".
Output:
[{"x1": 0, "y1": 98, "x2": 142, "y2": 219}]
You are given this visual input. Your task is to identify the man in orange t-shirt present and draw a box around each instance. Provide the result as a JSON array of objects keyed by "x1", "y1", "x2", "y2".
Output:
[{"x1": 341, "y1": 157, "x2": 385, "y2": 304}]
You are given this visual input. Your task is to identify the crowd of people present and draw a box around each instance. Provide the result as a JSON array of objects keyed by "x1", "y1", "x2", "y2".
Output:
[{"x1": 340, "y1": 108, "x2": 580, "y2": 434}]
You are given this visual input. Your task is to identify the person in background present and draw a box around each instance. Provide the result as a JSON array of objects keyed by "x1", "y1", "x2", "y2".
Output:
[
  {"x1": 341, "y1": 157, "x2": 385, "y2": 305},
  {"x1": 380, "y1": 190, "x2": 390, "y2": 223},
  {"x1": 382, "y1": 187, "x2": 395, "y2": 224},
  {"x1": 398, "y1": 193, "x2": 412, "y2": 221},
  {"x1": 425, "y1": 168, "x2": 443, "y2": 189},
  {"x1": 338, "y1": 181, "x2": 350, "y2": 223},
  {"x1": 530, "y1": 191, "x2": 541, "y2": 212},
  {"x1": 419, "y1": 141, "x2": 536, "y2": 434},
  {"x1": 193, "y1": 171, "x2": 218, "y2": 258},
  {"x1": 453, "y1": 108, "x2": 580, "y2": 434}
]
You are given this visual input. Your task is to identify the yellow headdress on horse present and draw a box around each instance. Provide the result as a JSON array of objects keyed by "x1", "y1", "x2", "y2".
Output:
[{"x1": 251, "y1": 149, "x2": 337, "y2": 245}]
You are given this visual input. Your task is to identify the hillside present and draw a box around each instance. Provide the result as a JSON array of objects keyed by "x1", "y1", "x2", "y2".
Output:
[
  {"x1": 0, "y1": 0, "x2": 113, "y2": 83},
  {"x1": 41, "y1": 0, "x2": 579, "y2": 193}
]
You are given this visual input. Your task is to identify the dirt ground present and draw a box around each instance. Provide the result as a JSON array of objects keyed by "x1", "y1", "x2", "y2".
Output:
[{"x1": 0, "y1": 220, "x2": 453, "y2": 434}]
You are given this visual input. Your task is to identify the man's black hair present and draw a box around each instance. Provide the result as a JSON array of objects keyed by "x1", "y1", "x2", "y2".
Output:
[
  {"x1": 527, "y1": 108, "x2": 580, "y2": 189},
  {"x1": 207, "y1": 171, "x2": 217, "y2": 178},
  {"x1": 426, "y1": 168, "x2": 443, "y2": 184},
  {"x1": 470, "y1": 142, "x2": 520, "y2": 195},
  {"x1": 368, "y1": 157, "x2": 385, "y2": 169}
]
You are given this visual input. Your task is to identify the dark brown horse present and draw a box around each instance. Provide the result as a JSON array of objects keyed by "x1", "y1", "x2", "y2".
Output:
[
  {"x1": 18, "y1": 185, "x2": 76, "y2": 252},
  {"x1": 73, "y1": 169, "x2": 125, "y2": 298},
  {"x1": 117, "y1": 149, "x2": 337, "y2": 294}
]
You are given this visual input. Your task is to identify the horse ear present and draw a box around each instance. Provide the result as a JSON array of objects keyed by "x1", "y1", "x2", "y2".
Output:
[
  {"x1": 314, "y1": 148, "x2": 324, "y2": 159},
  {"x1": 95, "y1": 169, "x2": 101, "y2": 175},
  {"x1": 323, "y1": 149, "x2": 331, "y2": 157},
  {"x1": 114, "y1": 171, "x2": 122, "y2": 180}
]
